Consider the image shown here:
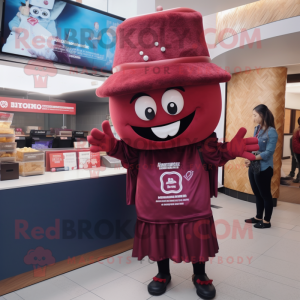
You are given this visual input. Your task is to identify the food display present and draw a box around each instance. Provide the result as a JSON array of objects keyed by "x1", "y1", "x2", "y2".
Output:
[
  {"x1": 16, "y1": 147, "x2": 43, "y2": 161},
  {"x1": 0, "y1": 128, "x2": 15, "y2": 134},
  {"x1": 0, "y1": 150, "x2": 16, "y2": 162},
  {"x1": 0, "y1": 135, "x2": 15, "y2": 143},
  {"x1": 0, "y1": 122, "x2": 11, "y2": 128},
  {"x1": 0, "y1": 142, "x2": 16, "y2": 151},
  {"x1": 0, "y1": 112, "x2": 13, "y2": 128},
  {"x1": 19, "y1": 161, "x2": 45, "y2": 177},
  {"x1": 16, "y1": 147, "x2": 45, "y2": 176},
  {"x1": 0, "y1": 112, "x2": 16, "y2": 162}
]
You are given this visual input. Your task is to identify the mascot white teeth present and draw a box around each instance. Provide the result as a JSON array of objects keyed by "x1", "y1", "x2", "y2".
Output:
[{"x1": 2, "y1": 0, "x2": 66, "y2": 61}]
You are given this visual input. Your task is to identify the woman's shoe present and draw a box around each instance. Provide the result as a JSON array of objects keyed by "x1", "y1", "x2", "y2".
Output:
[
  {"x1": 254, "y1": 221, "x2": 271, "y2": 229},
  {"x1": 192, "y1": 273, "x2": 216, "y2": 299},
  {"x1": 147, "y1": 272, "x2": 171, "y2": 296},
  {"x1": 245, "y1": 217, "x2": 262, "y2": 224},
  {"x1": 284, "y1": 173, "x2": 294, "y2": 180}
]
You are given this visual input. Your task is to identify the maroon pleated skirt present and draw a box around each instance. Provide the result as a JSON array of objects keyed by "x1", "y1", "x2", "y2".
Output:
[{"x1": 131, "y1": 215, "x2": 219, "y2": 263}]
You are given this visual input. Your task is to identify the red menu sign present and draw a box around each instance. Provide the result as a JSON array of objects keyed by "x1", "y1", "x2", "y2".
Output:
[{"x1": 0, "y1": 97, "x2": 76, "y2": 115}]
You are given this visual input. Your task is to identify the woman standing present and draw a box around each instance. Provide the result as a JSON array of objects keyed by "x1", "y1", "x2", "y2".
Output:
[
  {"x1": 292, "y1": 117, "x2": 300, "y2": 187},
  {"x1": 244, "y1": 104, "x2": 278, "y2": 228}
]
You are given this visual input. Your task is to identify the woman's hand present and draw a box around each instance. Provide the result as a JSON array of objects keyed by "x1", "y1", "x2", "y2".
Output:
[{"x1": 244, "y1": 159, "x2": 250, "y2": 168}]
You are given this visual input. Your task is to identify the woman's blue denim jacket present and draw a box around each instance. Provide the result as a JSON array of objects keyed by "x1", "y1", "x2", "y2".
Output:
[{"x1": 253, "y1": 125, "x2": 278, "y2": 171}]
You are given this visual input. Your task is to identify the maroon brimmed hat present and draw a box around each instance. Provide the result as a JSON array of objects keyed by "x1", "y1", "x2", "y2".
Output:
[{"x1": 96, "y1": 7, "x2": 231, "y2": 98}]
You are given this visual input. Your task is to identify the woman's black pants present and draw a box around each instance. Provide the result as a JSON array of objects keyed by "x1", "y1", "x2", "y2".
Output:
[{"x1": 248, "y1": 166, "x2": 274, "y2": 222}]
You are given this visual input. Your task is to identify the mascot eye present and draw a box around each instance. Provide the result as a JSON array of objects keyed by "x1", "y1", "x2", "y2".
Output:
[
  {"x1": 40, "y1": 9, "x2": 50, "y2": 18},
  {"x1": 134, "y1": 96, "x2": 157, "y2": 121},
  {"x1": 30, "y1": 6, "x2": 40, "y2": 16},
  {"x1": 162, "y1": 89, "x2": 184, "y2": 115}
]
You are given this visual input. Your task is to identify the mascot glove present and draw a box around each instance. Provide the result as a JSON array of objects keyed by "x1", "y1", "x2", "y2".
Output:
[
  {"x1": 226, "y1": 128, "x2": 259, "y2": 161},
  {"x1": 87, "y1": 120, "x2": 118, "y2": 153}
]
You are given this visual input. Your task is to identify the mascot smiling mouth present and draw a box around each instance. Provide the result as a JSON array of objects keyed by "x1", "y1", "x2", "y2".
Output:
[{"x1": 131, "y1": 111, "x2": 195, "y2": 141}]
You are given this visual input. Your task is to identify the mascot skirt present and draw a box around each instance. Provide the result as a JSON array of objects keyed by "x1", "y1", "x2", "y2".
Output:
[{"x1": 132, "y1": 215, "x2": 219, "y2": 263}]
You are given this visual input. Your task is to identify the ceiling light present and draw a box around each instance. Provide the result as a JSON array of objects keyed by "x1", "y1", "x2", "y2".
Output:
[{"x1": 0, "y1": 63, "x2": 105, "y2": 95}]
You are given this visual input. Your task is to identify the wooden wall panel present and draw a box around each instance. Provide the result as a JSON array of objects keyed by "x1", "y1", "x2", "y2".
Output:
[
  {"x1": 284, "y1": 109, "x2": 291, "y2": 134},
  {"x1": 295, "y1": 110, "x2": 300, "y2": 129},
  {"x1": 224, "y1": 67, "x2": 287, "y2": 198},
  {"x1": 216, "y1": 0, "x2": 300, "y2": 45}
]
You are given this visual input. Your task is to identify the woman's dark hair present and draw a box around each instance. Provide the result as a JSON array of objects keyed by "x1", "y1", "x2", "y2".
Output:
[
  {"x1": 253, "y1": 104, "x2": 275, "y2": 131},
  {"x1": 298, "y1": 117, "x2": 300, "y2": 126}
]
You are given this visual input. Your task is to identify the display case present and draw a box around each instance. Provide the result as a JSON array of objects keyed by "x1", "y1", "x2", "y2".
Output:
[
  {"x1": 0, "y1": 128, "x2": 15, "y2": 135},
  {"x1": 16, "y1": 148, "x2": 44, "y2": 162},
  {"x1": 18, "y1": 160, "x2": 45, "y2": 177},
  {"x1": 0, "y1": 134, "x2": 15, "y2": 143},
  {"x1": 0, "y1": 150, "x2": 16, "y2": 162},
  {"x1": 16, "y1": 148, "x2": 45, "y2": 176},
  {"x1": 0, "y1": 142, "x2": 16, "y2": 151}
]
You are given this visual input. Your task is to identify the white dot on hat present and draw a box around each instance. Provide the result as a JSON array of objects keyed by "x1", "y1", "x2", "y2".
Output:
[
  {"x1": 161, "y1": 47, "x2": 166, "y2": 52},
  {"x1": 139, "y1": 51, "x2": 144, "y2": 55},
  {"x1": 155, "y1": 42, "x2": 159, "y2": 46},
  {"x1": 143, "y1": 55, "x2": 149, "y2": 61}
]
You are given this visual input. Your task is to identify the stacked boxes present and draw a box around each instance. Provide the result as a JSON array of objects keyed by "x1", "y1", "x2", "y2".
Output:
[
  {"x1": 16, "y1": 148, "x2": 45, "y2": 176},
  {"x1": 0, "y1": 112, "x2": 16, "y2": 162}
]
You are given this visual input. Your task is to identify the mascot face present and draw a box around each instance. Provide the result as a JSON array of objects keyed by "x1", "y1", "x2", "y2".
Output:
[
  {"x1": 109, "y1": 84, "x2": 222, "y2": 150},
  {"x1": 29, "y1": 0, "x2": 55, "y2": 19}
]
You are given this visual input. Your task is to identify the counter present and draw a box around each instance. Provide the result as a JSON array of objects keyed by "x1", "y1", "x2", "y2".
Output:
[
  {"x1": 0, "y1": 167, "x2": 136, "y2": 296},
  {"x1": 0, "y1": 167, "x2": 127, "y2": 190}
]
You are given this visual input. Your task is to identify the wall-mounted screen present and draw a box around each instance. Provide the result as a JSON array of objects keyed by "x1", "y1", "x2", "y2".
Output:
[{"x1": 0, "y1": 0, "x2": 124, "y2": 73}]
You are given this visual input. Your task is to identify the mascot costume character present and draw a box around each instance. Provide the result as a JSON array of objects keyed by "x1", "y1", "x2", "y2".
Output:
[
  {"x1": 88, "y1": 7, "x2": 259, "y2": 299},
  {"x1": 3, "y1": 0, "x2": 66, "y2": 60}
]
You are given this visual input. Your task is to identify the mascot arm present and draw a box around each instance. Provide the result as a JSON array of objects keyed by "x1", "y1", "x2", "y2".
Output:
[
  {"x1": 46, "y1": 20, "x2": 57, "y2": 38},
  {"x1": 9, "y1": 16, "x2": 21, "y2": 31},
  {"x1": 224, "y1": 128, "x2": 259, "y2": 162},
  {"x1": 199, "y1": 128, "x2": 259, "y2": 168},
  {"x1": 88, "y1": 120, "x2": 139, "y2": 169}
]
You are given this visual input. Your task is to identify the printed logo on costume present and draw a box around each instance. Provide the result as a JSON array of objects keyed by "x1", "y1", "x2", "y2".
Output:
[
  {"x1": 183, "y1": 170, "x2": 194, "y2": 181},
  {"x1": 160, "y1": 171, "x2": 182, "y2": 194},
  {"x1": 157, "y1": 162, "x2": 180, "y2": 170}
]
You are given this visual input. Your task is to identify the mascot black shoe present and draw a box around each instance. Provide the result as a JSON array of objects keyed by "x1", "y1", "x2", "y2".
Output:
[
  {"x1": 192, "y1": 273, "x2": 216, "y2": 299},
  {"x1": 147, "y1": 273, "x2": 171, "y2": 296}
]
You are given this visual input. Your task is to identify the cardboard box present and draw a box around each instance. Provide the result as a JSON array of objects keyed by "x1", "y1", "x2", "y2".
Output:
[
  {"x1": 49, "y1": 153, "x2": 64, "y2": 168},
  {"x1": 74, "y1": 141, "x2": 89, "y2": 149},
  {"x1": 49, "y1": 152, "x2": 77, "y2": 171},
  {"x1": 63, "y1": 152, "x2": 77, "y2": 170},
  {"x1": 101, "y1": 155, "x2": 122, "y2": 168},
  {"x1": 78, "y1": 151, "x2": 100, "y2": 169},
  {"x1": 45, "y1": 149, "x2": 90, "y2": 171}
]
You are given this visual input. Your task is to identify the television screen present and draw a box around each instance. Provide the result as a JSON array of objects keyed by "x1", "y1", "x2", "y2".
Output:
[{"x1": 0, "y1": 0, "x2": 124, "y2": 73}]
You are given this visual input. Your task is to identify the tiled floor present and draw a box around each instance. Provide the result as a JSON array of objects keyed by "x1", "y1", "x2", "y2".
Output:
[{"x1": 3, "y1": 193, "x2": 300, "y2": 300}]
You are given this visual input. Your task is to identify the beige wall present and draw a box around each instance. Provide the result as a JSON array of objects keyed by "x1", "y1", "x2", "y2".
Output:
[
  {"x1": 216, "y1": 0, "x2": 300, "y2": 45},
  {"x1": 224, "y1": 67, "x2": 287, "y2": 198}
]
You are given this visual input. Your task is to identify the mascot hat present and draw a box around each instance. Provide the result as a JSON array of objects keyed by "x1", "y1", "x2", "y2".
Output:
[
  {"x1": 30, "y1": 0, "x2": 55, "y2": 10},
  {"x1": 96, "y1": 7, "x2": 231, "y2": 98}
]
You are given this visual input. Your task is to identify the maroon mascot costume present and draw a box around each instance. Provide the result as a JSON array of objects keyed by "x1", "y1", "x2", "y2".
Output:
[{"x1": 88, "y1": 7, "x2": 259, "y2": 299}]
